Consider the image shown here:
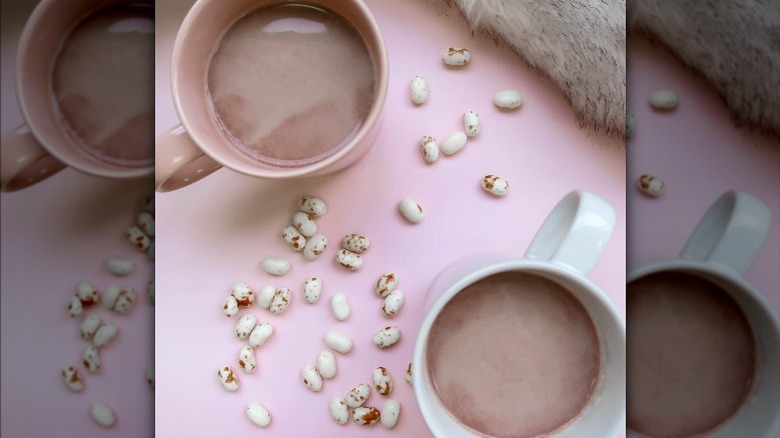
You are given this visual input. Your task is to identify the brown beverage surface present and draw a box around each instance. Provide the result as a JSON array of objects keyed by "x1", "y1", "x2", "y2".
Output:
[
  {"x1": 627, "y1": 272, "x2": 756, "y2": 437},
  {"x1": 427, "y1": 272, "x2": 600, "y2": 438},
  {"x1": 52, "y1": 4, "x2": 153, "y2": 167},
  {"x1": 207, "y1": 4, "x2": 375, "y2": 165}
]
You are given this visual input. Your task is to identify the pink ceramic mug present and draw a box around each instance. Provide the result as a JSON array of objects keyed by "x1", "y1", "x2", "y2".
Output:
[
  {"x1": 155, "y1": 0, "x2": 388, "y2": 192},
  {"x1": 0, "y1": 0, "x2": 153, "y2": 192}
]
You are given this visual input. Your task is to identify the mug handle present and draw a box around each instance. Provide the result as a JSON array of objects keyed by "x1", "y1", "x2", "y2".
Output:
[
  {"x1": 155, "y1": 125, "x2": 221, "y2": 192},
  {"x1": 524, "y1": 190, "x2": 616, "y2": 277},
  {"x1": 1, "y1": 125, "x2": 67, "y2": 192},
  {"x1": 681, "y1": 190, "x2": 771, "y2": 276}
]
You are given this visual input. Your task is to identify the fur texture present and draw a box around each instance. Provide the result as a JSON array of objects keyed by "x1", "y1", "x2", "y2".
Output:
[
  {"x1": 629, "y1": 0, "x2": 780, "y2": 137},
  {"x1": 429, "y1": 0, "x2": 626, "y2": 137}
]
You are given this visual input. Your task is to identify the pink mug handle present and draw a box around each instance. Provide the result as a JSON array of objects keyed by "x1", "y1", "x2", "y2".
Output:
[
  {"x1": 1, "y1": 125, "x2": 67, "y2": 192},
  {"x1": 155, "y1": 125, "x2": 221, "y2": 192}
]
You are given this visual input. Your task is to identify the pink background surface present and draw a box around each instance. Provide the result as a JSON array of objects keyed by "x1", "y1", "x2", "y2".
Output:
[
  {"x1": 2, "y1": 0, "x2": 775, "y2": 435},
  {"x1": 627, "y1": 36, "x2": 779, "y2": 316},
  {"x1": 1, "y1": 0, "x2": 155, "y2": 435},
  {"x1": 154, "y1": 0, "x2": 625, "y2": 437}
]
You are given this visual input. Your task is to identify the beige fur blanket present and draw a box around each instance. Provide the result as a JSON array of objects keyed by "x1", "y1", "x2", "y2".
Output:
[{"x1": 430, "y1": 0, "x2": 779, "y2": 139}]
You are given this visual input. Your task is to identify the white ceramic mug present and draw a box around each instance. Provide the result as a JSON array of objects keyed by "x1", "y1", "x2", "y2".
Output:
[
  {"x1": 413, "y1": 190, "x2": 626, "y2": 437},
  {"x1": 627, "y1": 190, "x2": 780, "y2": 438}
]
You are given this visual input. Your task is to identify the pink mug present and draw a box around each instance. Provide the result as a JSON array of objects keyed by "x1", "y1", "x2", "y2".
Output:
[
  {"x1": 155, "y1": 0, "x2": 389, "y2": 192},
  {"x1": 0, "y1": 0, "x2": 154, "y2": 192}
]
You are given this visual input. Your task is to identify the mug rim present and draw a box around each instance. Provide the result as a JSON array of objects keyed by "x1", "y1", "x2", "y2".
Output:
[
  {"x1": 626, "y1": 259, "x2": 780, "y2": 438},
  {"x1": 628, "y1": 259, "x2": 764, "y2": 297},
  {"x1": 413, "y1": 257, "x2": 626, "y2": 438},
  {"x1": 170, "y1": 0, "x2": 389, "y2": 179},
  {"x1": 16, "y1": 0, "x2": 154, "y2": 179}
]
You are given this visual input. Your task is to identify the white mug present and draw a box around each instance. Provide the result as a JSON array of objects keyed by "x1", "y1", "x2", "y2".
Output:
[
  {"x1": 413, "y1": 190, "x2": 626, "y2": 437},
  {"x1": 627, "y1": 190, "x2": 780, "y2": 437}
]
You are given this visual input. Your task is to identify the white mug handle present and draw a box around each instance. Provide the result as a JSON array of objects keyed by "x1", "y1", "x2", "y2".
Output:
[
  {"x1": 681, "y1": 190, "x2": 771, "y2": 277},
  {"x1": 524, "y1": 190, "x2": 616, "y2": 277}
]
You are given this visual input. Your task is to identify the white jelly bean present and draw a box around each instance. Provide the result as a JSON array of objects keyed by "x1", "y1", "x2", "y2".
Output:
[
  {"x1": 373, "y1": 367, "x2": 394, "y2": 396},
  {"x1": 218, "y1": 365, "x2": 239, "y2": 392},
  {"x1": 102, "y1": 286, "x2": 120, "y2": 310},
  {"x1": 269, "y1": 287, "x2": 291, "y2": 314},
  {"x1": 238, "y1": 345, "x2": 256, "y2": 373},
  {"x1": 380, "y1": 399, "x2": 401, "y2": 429},
  {"x1": 298, "y1": 196, "x2": 327, "y2": 217},
  {"x1": 90, "y1": 402, "x2": 116, "y2": 428},
  {"x1": 248, "y1": 323, "x2": 273, "y2": 348},
  {"x1": 341, "y1": 234, "x2": 371, "y2": 254},
  {"x1": 62, "y1": 366, "x2": 84, "y2": 392},
  {"x1": 626, "y1": 112, "x2": 635, "y2": 138},
  {"x1": 235, "y1": 314, "x2": 257, "y2": 340},
  {"x1": 353, "y1": 406, "x2": 381, "y2": 425},
  {"x1": 463, "y1": 109, "x2": 480, "y2": 137},
  {"x1": 83, "y1": 345, "x2": 101, "y2": 373},
  {"x1": 232, "y1": 281, "x2": 254, "y2": 307},
  {"x1": 281, "y1": 225, "x2": 306, "y2": 252},
  {"x1": 398, "y1": 198, "x2": 424, "y2": 223},
  {"x1": 76, "y1": 282, "x2": 99, "y2": 307},
  {"x1": 324, "y1": 330, "x2": 353, "y2": 354},
  {"x1": 67, "y1": 295, "x2": 83, "y2": 317},
  {"x1": 330, "y1": 293, "x2": 350, "y2": 321},
  {"x1": 105, "y1": 257, "x2": 135, "y2": 277},
  {"x1": 246, "y1": 402, "x2": 271, "y2": 427},
  {"x1": 440, "y1": 131, "x2": 467, "y2": 155},
  {"x1": 137, "y1": 211, "x2": 155, "y2": 237},
  {"x1": 303, "y1": 235, "x2": 328, "y2": 261},
  {"x1": 481, "y1": 175, "x2": 509, "y2": 196},
  {"x1": 223, "y1": 295, "x2": 239, "y2": 317},
  {"x1": 493, "y1": 89, "x2": 523, "y2": 109},
  {"x1": 125, "y1": 226, "x2": 150, "y2": 251},
  {"x1": 302, "y1": 364, "x2": 323, "y2": 392},
  {"x1": 373, "y1": 327, "x2": 401, "y2": 348},
  {"x1": 317, "y1": 351, "x2": 337, "y2": 379},
  {"x1": 382, "y1": 290, "x2": 404, "y2": 318},
  {"x1": 650, "y1": 89, "x2": 678, "y2": 110},
  {"x1": 261, "y1": 257, "x2": 289, "y2": 276},
  {"x1": 93, "y1": 323, "x2": 118, "y2": 349},
  {"x1": 147, "y1": 365, "x2": 155, "y2": 389},
  {"x1": 257, "y1": 285, "x2": 275, "y2": 309},
  {"x1": 335, "y1": 249, "x2": 362, "y2": 272},
  {"x1": 148, "y1": 280, "x2": 154, "y2": 304},
  {"x1": 405, "y1": 363, "x2": 412, "y2": 384},
  {"x1": 409, "y1": 75, "x2": 428, "y2": 104},
  {"x1": 113, "y1": 288, "x2": 136, "y2": 315},
  {"x1": 292, "y1": 211, "x2": 317, "y2": 237},
  {"x1": 330, "y1": 397, "x2": 350, "y2": 425},
  {"x1": 346, "y1": 383, "x2": 371, "y2": 408},
  {"x1": 303, "y1": 277, "x2": 322, "y2": 304},
  {"x1": 420, "y1": 135, "x2": 440, "y2": 164},
  {"x1": 442, "y1": 47, "x2": 471, "y2": 66},
  {"x1": 637, "y1": 174, "x2": 665, "y2": 196},
  {"x1": 80, "y1": 315, "x2": 101, "y2": 340},
  {"x1": 374, "y1": 272, "x2": 398, "y2": 298}
]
